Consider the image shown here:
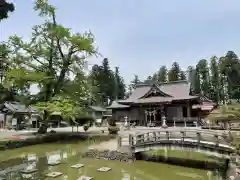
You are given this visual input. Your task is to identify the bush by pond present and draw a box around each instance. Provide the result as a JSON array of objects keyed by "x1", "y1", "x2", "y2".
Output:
[
  {"x1": 108, "y1": 126, "x2": 120, "y2": 135},
  {"x1": 0, "y1": 133, "x2": 116, "y2": 151}
]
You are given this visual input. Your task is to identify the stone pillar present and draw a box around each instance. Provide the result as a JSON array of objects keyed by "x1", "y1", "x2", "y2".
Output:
[
  {"x1": 173, "y1": 118, "x2": 176, "y2": 128},
  {"x1": 153, "y1": 132, "x2": 157, "y2": 141},
  {"x1": 144, "y1": 110, "x2": 148, "y2": 126},
  {"x1": 181, "y1": 131, "x2": 185, "y2": 141},
  {"x1": 184, "y1": 118, "x2": 187, "y2": 128},
  {"x1": 214, "y1": 135, "x2": 219, "y2": 146},
  {"x1": 161, "y1": 105, "x2": 168, "y2": 128},
  {"x1": 196, "y1": 132, "x2": 201, "y2": 144},
  {"x1": 166, "y1": 131, "x2": 170, "y2": 140}
]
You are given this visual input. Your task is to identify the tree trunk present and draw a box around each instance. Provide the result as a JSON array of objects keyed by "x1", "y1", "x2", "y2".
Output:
[{"x1": 38, "y1": 110, "x2": 48, "y2": 134}]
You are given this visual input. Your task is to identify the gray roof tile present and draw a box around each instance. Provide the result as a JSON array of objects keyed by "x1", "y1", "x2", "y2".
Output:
[
  {"x1": 4, "y1": 102, "x2": 38, "y2": 113},
  {"x1": 118, "y1": 80, "x2": 197, "y2": 105},
  {"x1": 160, "y1": 80, "x2": 191, "y2": 97},
  {"x1": 89, "y1": 106, "x2": 107, "y2": 112},
  {"x1": 106, "y1": 101, "x2": 130, "y2": 109}
]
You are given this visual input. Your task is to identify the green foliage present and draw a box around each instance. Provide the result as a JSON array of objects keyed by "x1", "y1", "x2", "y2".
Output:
[
  {"x1": 4, "y1": 0, "x2": 96, "y2": 103},
  {"x1": 108, "y1": 117, "x2": 116, "y2": 126},
  {"x1": 74, "y1": 115, "x2": 95, "y2": 126},
  {"x1": 0, "y1": 0, "x2": 15, "y2": 21},
  {"x1": 108, "y1": 126, "x2": 119, "y2": 135},
  {"x1": 83, "y1": 124, "x2": 89, "y2": 132},
  {"x1": 209, "y1": 56, "x2": 220, "y2": 104},
  {"x1": 153, "y1": 66, "x2": 167, "y2": 83},
  {"x1": 114, "y1": 67, "x2": 125, "y2": 99},
  {"x1": 207, "y1": 104, "x2": 240, "y2": 122},
  {"x1": 196, "y1": 59, "x2": 210, "y2": 97},
  {"x1": 89, "y1": 58, "x2": 125, "y2": 105},
  {"x1": 168, "y1": 62, "x2": 181, "y2": 82}
]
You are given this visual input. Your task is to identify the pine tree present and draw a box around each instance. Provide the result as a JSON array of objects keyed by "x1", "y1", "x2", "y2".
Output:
[
  {"x1": 114, "y1": 67, "x2": 125, "y2": 100},
  {"x1": 209, "y1": 56, "x2": 220, "y2": 104},
  {"x1": 157, "y1": 66, "x2": 167, "y2": 82},
  {"x1": 168, "y1": 62, "x2": 181, "y2": 81},
  {"x1": 196, "y1": 59, "x2": 210, "y2": 97},
  {"x1": 179, "y1": 71, "x2": 186, "y2": 80},
  {"x1": 0, "y1": 0, "x2": 15, "y2": 21}
]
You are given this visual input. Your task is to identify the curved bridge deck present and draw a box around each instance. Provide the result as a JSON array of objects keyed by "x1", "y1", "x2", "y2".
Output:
[{"x1": 118, "y1": 129, "x2": 235, "y2": 158}]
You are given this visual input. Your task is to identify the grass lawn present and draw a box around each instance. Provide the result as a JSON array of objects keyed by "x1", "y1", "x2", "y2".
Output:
[{"x1": 144, "y1": 149, "x2": 222, "y2": 163}]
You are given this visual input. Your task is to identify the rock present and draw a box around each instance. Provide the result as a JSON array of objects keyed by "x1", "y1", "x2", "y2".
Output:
[
  {"x1": 20, "y1": 168, "x2": 38, "y2": 174},
  {"x1": 77, "y1": 175, "x2": 93, "y2": 180},
  {"x1": 46, "y1": 172, "x2": 63, "y2": 178},
  {"x1": 97, "y1": 167, "x2": 112, "y2": 172},
  {"x1": 47, "y1": 161, "x2": 60, "y2": 166},
  {"x1": 71, "y1": 164, "x2": 84, "y2": 169}
]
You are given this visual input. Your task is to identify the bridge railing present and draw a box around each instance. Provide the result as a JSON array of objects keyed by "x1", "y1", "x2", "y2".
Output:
[{"x1": 128, "y1": 130, "x2": 232, "y2": 147}]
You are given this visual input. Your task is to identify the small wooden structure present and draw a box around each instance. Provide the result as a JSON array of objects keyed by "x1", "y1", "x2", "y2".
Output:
[
  {"x1": 107, "y1": 80, "x2": 215, "y2": 127},
  {"x1": 0, "y1": 101, "x2": 38, "y2": 129}
]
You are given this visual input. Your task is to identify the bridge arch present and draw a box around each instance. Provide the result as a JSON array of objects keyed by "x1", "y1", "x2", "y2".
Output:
[{"x1": 119, "y1": 129, "x2": 235, "y2": 159}]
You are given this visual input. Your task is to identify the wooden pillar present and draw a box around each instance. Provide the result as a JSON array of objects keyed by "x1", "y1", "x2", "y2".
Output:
[
  {"x1": 117, "y1": 136, "x2": 122, "y2": 148},
  {"x1": 144, "y1": 110, "x2": 148, "y2": 126},
  {"x1": 184, "y1": 118, "x2": 187, "y2": 127},
  {"x1": 187, "y1": 103, "x2": 191, "y2": 117},
  {"x1": 129, "y1": 134, "x2": 133, "y2": 146}
]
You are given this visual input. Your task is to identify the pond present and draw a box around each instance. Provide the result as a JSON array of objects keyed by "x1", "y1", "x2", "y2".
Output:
[{"x1": 0, "y1": 140, "x2": 221, "y2": 180}]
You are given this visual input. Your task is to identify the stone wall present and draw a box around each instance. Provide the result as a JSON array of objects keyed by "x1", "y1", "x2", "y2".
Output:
[{"x1": 85, "y1": 149, "x2": 135, "y2": 163}]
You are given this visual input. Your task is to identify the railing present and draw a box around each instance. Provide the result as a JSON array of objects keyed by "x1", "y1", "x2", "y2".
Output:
[{"x1": 128, "y1": 129, "x2": 233, "y2": 148}]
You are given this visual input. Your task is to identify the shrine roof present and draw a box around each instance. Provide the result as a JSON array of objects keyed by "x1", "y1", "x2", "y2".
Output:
[{"x1": 118, "y1": 80, "x2": 196, "y2": 104}]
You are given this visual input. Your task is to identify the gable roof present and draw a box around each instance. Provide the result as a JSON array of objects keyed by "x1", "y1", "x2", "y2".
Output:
[
  {"x1": 88, "y1": 106, "x2": 107, "y2": 112},
  {"x1": 2, "y1": 102, "x2": 38, "y2": 114},
  {"x1": 119, "y1": 80, "x2": 194, "y2": 104},
  {"x1": 159, "y1": 80, "x2": 191, "y2": 97},
  {"x1": 106, "y1": 101, "x2": 130, "y2": 109}
]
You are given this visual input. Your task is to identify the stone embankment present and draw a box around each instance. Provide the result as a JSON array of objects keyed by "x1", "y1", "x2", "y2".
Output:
[{"x1": 84, "y1": 149, "x2": 135, "y2": 163}]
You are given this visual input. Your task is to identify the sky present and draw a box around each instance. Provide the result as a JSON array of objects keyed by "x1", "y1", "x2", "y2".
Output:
[{"x1": 2, "y1": 0, "x2": 240, "y2": 85}]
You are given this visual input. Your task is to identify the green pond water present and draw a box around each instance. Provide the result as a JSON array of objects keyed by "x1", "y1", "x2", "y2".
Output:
[{"x1": 0, "y1": 140, "x2": 222, "y2": 180}]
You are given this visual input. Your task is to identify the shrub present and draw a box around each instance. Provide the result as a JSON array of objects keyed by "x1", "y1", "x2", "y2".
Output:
[
  {"x1": 83, "y1": 125, "x2": 89, "y2": 132},
  {"x1": 74, "y1": 115, "x2": 95, "y2": 126},
  {"x1": 108, "y1": 126, "x2": 119, "y2": 135},
  {"x1": 108, "y1": 117, "x2": 116, "y2": 126}
]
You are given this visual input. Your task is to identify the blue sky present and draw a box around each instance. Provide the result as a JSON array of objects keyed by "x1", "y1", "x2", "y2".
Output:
[{"x1": 2, "y1": 0, "x2": 240, "y2": 84}]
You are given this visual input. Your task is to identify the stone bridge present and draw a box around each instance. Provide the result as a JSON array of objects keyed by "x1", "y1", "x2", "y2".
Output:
[{"x1": 118, "y1": 129, "x2": 236, "y2": 158}]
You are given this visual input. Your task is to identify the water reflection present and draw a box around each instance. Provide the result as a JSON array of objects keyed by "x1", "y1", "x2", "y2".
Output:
[{"x1": 0, "y1": 143, "x2": 220, "y2": 180}]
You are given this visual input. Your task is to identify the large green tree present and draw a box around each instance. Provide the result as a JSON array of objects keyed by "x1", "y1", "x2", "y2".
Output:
[
  {"x1": 196, "y1": 59, "x2": 210, "y2": 97},
  {"x1": 4, "y1": 0, "x2": 97, "y2": 129},
  {"x1": 157, "y1": 66, "x2": 168, "y2": 83},
  {"x1": 168, "y1": 62, "x2": 181, "y2": 81},
  {"x1": 0, "y1": 0, "x2": 14, "y2": 21},
  {"x1": 114, "y1": 67, "x2": 125, "y2": 100},
  {"x1": 219, "y1": 51, "x2": 240, "y2": 102},
  {"x1": 209, "y1": 56, "x2": 220, "y2": 104}
]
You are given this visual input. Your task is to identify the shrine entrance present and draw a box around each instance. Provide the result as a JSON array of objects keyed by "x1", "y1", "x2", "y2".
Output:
[{"x1": 144, "y1": 107, "x2": 162, "y2": 126}]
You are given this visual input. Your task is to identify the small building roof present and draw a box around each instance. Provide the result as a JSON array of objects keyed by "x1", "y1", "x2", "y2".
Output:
[
  {"x1": 107, "y1": 101, "x2": 130, "y2": 109},
  {"x1": 89, "y1": 106, "x2": 107, "y2": 112},
  {"x1": 2, "y1": 102, "x2": 38, "y2": 114}
]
